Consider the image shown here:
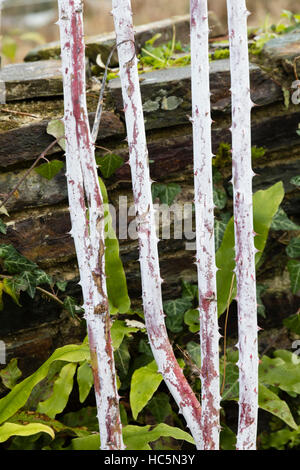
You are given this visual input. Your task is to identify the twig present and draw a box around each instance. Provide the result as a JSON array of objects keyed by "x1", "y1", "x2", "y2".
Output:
[
  {"x1": 0, "y1": 108, "x2": 39, "y2": 119},
  {"x1": 0, "y1": 136, "x2": 63, "y2": 211},
  {"x1": 91, "y1": 39, "x2": 136, "y2": 144}
]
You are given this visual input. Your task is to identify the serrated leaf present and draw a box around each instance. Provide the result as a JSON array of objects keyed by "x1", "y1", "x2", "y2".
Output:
[
  {"x1": 46, "y1": 120, "x2": 66, "y2": 151},
  {"x1": 34, "y1": 160, "x2": 64, "y2": 181},
  {"x1": 286, "y1": 237, "x2": 300, "y2": 259},
  {"x1": 0, "y1": 422, "x2": 54, "y2": 443},
  {"x1": 271, "y1": 208, "x2": 300, "y2": 231},
  {"x1": 96, "y1": 153, "x2": 124, "y2": 178},
  {"x1": 287, "y1": 259, "x2": 300, "y2": 294},
  {"x1": 151, "y1": 183, "x2": 181, "y2": 206},
  {"x1": 130, "y1": 360, "x2": 163, "y2": 420},
  {"x1": 37, "y1": 362, "x2": 77, "y2": 418},
  {"x1": 163, "y1": 297, "x2": 192, "y2": 333},
  {"x1": 0, "y1": 359, "x2": 22, "y2": 390},
  {"x1": 77, "y1": 361, "x2": 93, "y2": 403}
]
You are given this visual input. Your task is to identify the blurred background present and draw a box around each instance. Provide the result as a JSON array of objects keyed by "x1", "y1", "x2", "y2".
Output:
[{"x1": 0, "y1": 0, "x2": 299, "y2": 65}]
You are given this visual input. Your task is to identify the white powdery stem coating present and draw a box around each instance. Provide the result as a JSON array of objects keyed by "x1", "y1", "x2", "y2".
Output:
[
  {"x1": 112, "y1": 0, "x2": 203, "y2": 448},
  {"x1": 190, "y1": 0, "x2": 220, "y2": 450},
  {"x1": 57, "y1": 0, "x2": 124, "y2": 450},
  {"x1": 227, "y1": 0, "x2": 258, "y2": 450}
]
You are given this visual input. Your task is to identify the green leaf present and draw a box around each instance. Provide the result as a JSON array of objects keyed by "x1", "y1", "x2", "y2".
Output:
[
  {"x1": 151, "y1": 183, "x2": 181, "y2": 206},
  {"x1": 46, "y1": 120, "x2": 66, "y2": 151},
  {"x1": 69, "y1": 433, "x2": 100, "y2": 450},
  {"x1": 213, "y1": 187, "x2": 227, "y2": 209},
  {"x1": 216, "y1": 182, "x2": 284, "y2": 315},
  {"x1": 98, "y1": 178, "x2": 131, "y2": 314},
  {"x1": 283, "y1": 312, "x2": 300, "y2": 335},
  {"x1": 146, "y1": 392, "x2": 172, "y2": 423},
  {"x1": 3, "y1": 252, "x2": 38, "y2": 274},
  {"x1": 37, "y1": 362, "x2": 77, "y2": 418},
  {"x1": 221, "y1": 362, "x2": 239, "y2": 401},
  {"x1": 2, "y1": 36, "x2": 17, "y2": 60},
  {"x1": 259, "y1": 353, "x2": 300, "y2": 395},
  {"x1": 286, "y1": 237, "x2": 300, "y2": 258},
  {"x1": 0, "y1": 343, "x2": 90, "y2": 425},
  {"x1": 290, "y1": 175, "x2": 300, "y2": 187},
  {"x1": 181, "y1": 280, "x2": 198, "y2": 300},
  {"x1": 34, "y1": 160, "x2": 64, "y2": 181},
  {"x1": 56, "y1": 280, "x2": 67, "y2": 292},
  {"x1": 258, "y1": 384, "x2": 297, "y2": 430},
  {"x1": 271, "y1": 208, "x2": 300, "y2": 231},
  {"x1": 96, "y1": 153, "x2": 124, "y2": 178},
  {"x1": 186, "y1": 341, "x2": 201, "y2": 369},
  {"x1": 2, "y1": 277, "x2": 23, "y2": 306},
  {"x1": 184, "y1": 308, "x2": 200, "y2": 333},
  {"x1": 62, "y1": 407, "x2": 98, "y2": 432},
  {"x1": 114, "y1": 339, "x2": 131, "y2": 383},
  {"x1": 214, "y1": 218, "x2": 228, "y2": 251},
  {"x1": 63, "y1": 296, "x2": 83, "y2": 318},
  {"x1": 17, "y1": 271, "x2": 37, "y2": 299},
  {"x1": 220, "y1": 424, "x2": 236, "y2": 450},
  {"x1": 163, "y1": 297, "x2": 192, "y2": 333},
  {"x1": 0, "y1": 359, "x2": 22, "y2": 390},
  {"x1": 34, "y1": 269, "x2": 53, "y2": 286},
  {"x1": 287, "y1": 259, "x2": 300, "y2": 294},
  {"x1": 0, "y1": 220, "x2": 7, "y2": 235},
  {"x1": 130, "y1": 360, "x2": 163, "y2": 420},
  {"x1": 77, "y1": 361, "x2": 93, "y2": 403},
  {"x1": 110, "y1": 320, "x2": 139, "y2": 350},
  {"x1": 0, "y1": 422, "x2": 54, "y2": 443},
  {"x1": 256, "y1": 283, "x2": 267, "y2": 318},
  {"x1": 123, "y1": 423, "x2": 195, "y2": 450}
]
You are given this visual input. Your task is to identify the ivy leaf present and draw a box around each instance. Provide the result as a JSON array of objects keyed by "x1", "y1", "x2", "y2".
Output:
[
  {"x1": 283, "y1": 312, "x2": 300, "y2": 335},
  {"x1": 77, "y1": 361, "x2": 93, "y2": 404},
  {"x1": 34, "y1": 269, "x2": 53, "y2": 287},
  {"x1": 186, "y1": 341, "x2": 201, "y2": 369},
  {"x1": 34, "y1": 160, "x2": 64, "y2": 181},
  {"x1": 96, "y1": 153, "x2": 124, "y2": 178},
  {"x1": 184, "y1": 308, "x2": 200, "y2": 333},
  {"x1": 130, "y1": 360, "x2": 163, "y2": 420},
  {"x1": 286, "y1": 237, "x2": 300, "y2": 259},
  {"x1": 2, "y1": 277, "x2": 24, "y2": 306},
  {"x1": 271, "y1": 208, "x2": 300, "y2": 231},
  {"x1": 46, "y1": 120, "x2": 66, "y2": 151},
  {"x1": 3, "y1": 252, "x2": 38, "y2": 275},
  {"x1": 151, "y1": 183, "x2": 181, "y2": 206},
  {"x1": 0, "y1": 358, "x2": 22, "y2": 390},
  {"x1": 181, "y1": 280, "x2": 198, "y2": 300},
  {"x1": 287, "y1": 259, "x2": 300, "y2": 294},
  {"x1": 56, "y1": 280, "x2": 67, "y2": 292},
  {"x1": 163, "y1": 297, "x2": 192, "y2": 333},
  {"x1": 63, "y1": 296, "x2": 84, "y2": 318},
  {"x1": 214, "y1": 218, "x2": 228, "y2": 251},
  {"x1": 17, "y1": 271, "x2": 37, "y2": 299},
  {"x1": 0, "y1": 220, "x2": 7, "y2": 235},
  {"x1": 146, "y1": 392, "x2": 172, "y2": 423},
  {"x1": 290, "y1": 175, "x2": 300, "y2": 187},
  {"x1": 213, "y1": 187, "x2": 227, "y2": 210}
]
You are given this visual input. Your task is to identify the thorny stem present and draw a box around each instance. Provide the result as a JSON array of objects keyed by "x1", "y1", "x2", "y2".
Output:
[
  {"x1": 112, "y1": 0, "x2": 203, "y2": 448},
  {"x1": 227, "y1": 0, "x2": 258, "y2": 450},
  {"x1": 190, "y1": 0, "x2": 220, "y2": 450},
  {"x1": 57, "y1": 0, "x2": 124, "y2": 450}
]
